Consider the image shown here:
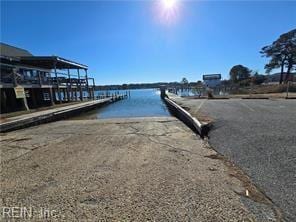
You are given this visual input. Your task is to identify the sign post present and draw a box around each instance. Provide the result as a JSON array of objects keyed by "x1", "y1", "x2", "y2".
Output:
[
  {"x1": 286, "y1": 81, "x2": 290, "y2": 99},
  {"x1": 14, "y1": 86, "x2": 29, "y2": 111},
  {"x1": 160, "y1": 85, "x2": 167, "y2": 99}
]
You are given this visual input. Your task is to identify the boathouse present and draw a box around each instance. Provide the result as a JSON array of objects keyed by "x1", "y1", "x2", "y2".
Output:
[{"x1": 0, "y1": 43, "x2": 96, "y2": 113}]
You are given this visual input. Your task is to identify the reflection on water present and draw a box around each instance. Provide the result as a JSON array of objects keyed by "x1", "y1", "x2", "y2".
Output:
[{"x1": 76, "y1": 89, "x2": 170, "y2": 119}]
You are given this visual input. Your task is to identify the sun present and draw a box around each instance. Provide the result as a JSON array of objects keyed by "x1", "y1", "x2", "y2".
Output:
[
  {"x1": 154, "y1": 0, "x2": 181, "y2": 24},
  {"x1": 161, "y1": 0, "x2": 178, "y2": 10}
]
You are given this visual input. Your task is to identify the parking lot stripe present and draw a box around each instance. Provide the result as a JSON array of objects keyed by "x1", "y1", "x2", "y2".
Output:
[
  {"x1": 196, "y1": 99, "x2": 207, "y2": 112},
  {"x1": 239, "y1": 101, "x2": 255, "y2": 112}
]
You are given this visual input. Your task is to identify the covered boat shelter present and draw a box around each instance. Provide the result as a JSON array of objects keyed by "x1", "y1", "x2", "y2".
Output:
[
  {"x1": 0, "y1": 43, "x2": 96, "y2": 113},
  {"x1": 19, "y1": 56, "x2": 96, "y2": 103}
]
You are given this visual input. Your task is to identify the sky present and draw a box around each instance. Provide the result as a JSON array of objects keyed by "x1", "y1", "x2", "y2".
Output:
[{"x1": 1, "y1": 0, "x2": 296, "y2": 85}]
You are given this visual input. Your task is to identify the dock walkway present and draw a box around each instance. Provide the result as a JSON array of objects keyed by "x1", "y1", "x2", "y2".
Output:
[{"x1": 0, "y1": 98, "x2": 112, "y2": 132}]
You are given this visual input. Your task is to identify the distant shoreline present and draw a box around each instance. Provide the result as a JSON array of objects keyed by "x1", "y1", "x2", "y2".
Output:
[{"x1": 95, "y1": 82, "x2": 199, "y2": 90}]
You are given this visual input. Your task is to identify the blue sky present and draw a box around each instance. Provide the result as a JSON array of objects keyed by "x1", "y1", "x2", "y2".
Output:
[{"x1": 1, "y1": 1, "x2": 296, "y2": 85}]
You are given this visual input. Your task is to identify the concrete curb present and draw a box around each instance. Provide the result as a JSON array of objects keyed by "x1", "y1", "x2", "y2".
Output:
[
  {"x1": 181, "y1": 96, "x2": 230, "y2": 100},
  {"x1": 164, "y1": 97, "x2": 209, "y2": 138},
  {"x1": 241, "y1": 97, "x2": 269, "y2": 99},
  {"x1": 0, "y1": 98, "x2": 115, "y2": 133},
  {"x1": 208, "y1": 97, "x2": 230, "y2": 100}
]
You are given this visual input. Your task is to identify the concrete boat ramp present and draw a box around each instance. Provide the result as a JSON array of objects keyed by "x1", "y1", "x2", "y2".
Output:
[{"x1": 0, "y1": 113, "x2": 280, "y2": 221}]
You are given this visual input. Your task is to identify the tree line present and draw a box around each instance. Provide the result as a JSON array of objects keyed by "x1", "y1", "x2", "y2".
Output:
[
  {"x1": 229, "y1": 29, "x2": 295, "y2": 85},
  {"x1": 95, "y1": 81, "x2": 200, "y2": 91}
]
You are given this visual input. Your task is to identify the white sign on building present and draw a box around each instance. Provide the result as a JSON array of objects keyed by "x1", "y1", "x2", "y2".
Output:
[{"x1": 14, "y1": 86, "x2": 26, "y2": 99}]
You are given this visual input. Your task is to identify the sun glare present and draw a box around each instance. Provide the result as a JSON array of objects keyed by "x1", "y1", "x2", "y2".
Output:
[
  {"x1": 162, "y1": 0, "x2": 177, "y2": 10},
  {"x1": 155, "y1": 0, "x2": 180, "y2": 24}
]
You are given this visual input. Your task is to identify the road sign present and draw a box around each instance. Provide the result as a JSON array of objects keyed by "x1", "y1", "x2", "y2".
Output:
[{"x1": 203, "y1": 74, "x2": 221, "y2": 80}]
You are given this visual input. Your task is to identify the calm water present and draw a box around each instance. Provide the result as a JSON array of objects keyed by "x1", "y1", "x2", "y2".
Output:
[{"x1": 76, "y1": 89, "x2": 170, "y2": 119}]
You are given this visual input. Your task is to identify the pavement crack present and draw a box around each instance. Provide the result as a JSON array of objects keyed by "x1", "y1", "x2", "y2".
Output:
[
  {"x1": 146, "y1": 136, "x2": 199, "y2": 155},
  {"x1": 128, "y1": 125, "x2": 170, "y2": 137}
]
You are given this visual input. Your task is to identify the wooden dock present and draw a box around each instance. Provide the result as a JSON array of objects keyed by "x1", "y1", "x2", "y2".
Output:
[{"x1": 0, "y1": 96, "x2": 124, "y2": 133}]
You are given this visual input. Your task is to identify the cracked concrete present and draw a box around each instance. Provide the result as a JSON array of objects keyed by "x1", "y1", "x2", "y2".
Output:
[{"x1": 0, "y1": 117, "x2": 279, "y2": 221}]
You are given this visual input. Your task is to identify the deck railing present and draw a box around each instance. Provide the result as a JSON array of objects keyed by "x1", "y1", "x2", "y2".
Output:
[{"x1": 0, "y1": 65, "x2": 93, "y2": 89}]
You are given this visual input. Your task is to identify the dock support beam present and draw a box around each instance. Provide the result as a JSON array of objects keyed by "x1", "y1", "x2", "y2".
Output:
[
  {"x1": 84, "y1": 69, "x2": 90, "y2": 100},
  {"x1": 49, "y1": 87, "x2": 54, "y2": 106},
  {"x1": 160, "y1": 85, "x2": 166, "y2": 99},
  {"x1": 54, "y1": 62, "x2": 62, "y2": 103},
  {"x1": 77, "y1": 69, "x2": 83, "y2": 101},
  {"x1": 92, "y1": 78, "x2": 95, "y2": 100},
  {"x1": 75, "y1": 84, "x2": 78, "y2": 101},
  {"x1": 67, "y1": 69, "x2": 71, "y2": 102}
]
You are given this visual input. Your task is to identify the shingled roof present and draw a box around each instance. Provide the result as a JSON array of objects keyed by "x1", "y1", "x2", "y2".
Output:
[{"x1": 0, "y1": 42, "x2": 33, "y2": 58}]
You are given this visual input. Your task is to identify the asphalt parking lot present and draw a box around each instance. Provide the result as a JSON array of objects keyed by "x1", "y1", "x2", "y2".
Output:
[
  {"x1": 198, "y1": 99, "x2": 296, "y2": 221},
  {"x1": 169, "y1": 94, "x2": 296, "y2": 221}
]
